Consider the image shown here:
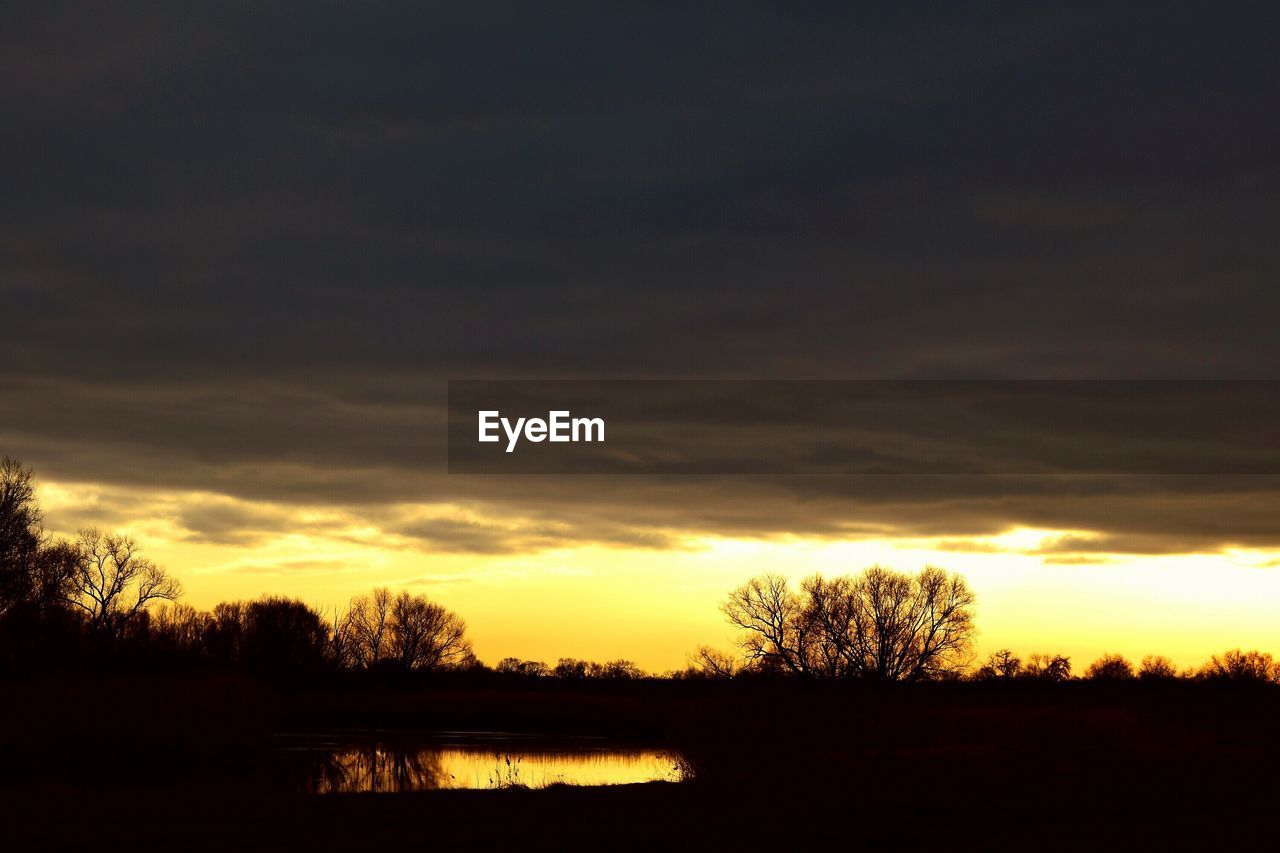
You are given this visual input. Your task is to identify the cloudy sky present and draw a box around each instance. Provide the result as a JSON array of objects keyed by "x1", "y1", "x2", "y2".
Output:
[{"x1": 4, "y1": 3, "x2": 1280, "y2": 669}]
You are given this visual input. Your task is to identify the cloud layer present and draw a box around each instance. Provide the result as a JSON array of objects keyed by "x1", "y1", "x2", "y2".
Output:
[{"x1": 4, "y1": 3, "x2": 1280, "y2": 560}]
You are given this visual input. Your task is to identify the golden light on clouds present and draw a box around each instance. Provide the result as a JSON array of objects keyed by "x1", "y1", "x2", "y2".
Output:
[{"x1": 35, "y1": 480, "x2": 1280, "y2": 673}]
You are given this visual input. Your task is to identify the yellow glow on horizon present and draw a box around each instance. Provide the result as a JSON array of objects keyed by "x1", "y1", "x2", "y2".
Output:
[{"x1": 34, "y1": 480, "x2": 1280, "y2": 674}]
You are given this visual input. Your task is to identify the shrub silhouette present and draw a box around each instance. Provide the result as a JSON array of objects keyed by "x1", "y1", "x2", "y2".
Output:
[
  {"x1": 1138, "y1": 655, "x2": 1178, "y2": 681},
  {"x1": 1085, "y1": 654, "x2": 1135, "y2": 681}
]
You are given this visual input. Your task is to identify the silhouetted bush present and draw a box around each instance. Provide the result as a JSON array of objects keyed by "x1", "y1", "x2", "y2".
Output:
[
  {"x1": 1138, "y1": 655, "x2": 1179, "y2": 681},
  {"x1": 1085, "y1": 654, "x2": 1135, "y2": 681}
]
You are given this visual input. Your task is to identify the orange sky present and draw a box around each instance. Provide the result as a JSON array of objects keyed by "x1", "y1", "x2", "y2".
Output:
[{"x1": 36, "y1": 478, "x2": 1280, "y2": 673}]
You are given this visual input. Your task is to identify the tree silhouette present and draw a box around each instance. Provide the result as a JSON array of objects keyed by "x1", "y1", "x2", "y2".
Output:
[
  {"x1": 975, "y1": 649, "x2": 1022, "y2": 680},
  {"x1": 1085, "y1": 653, "x2": 1135, "y2": 680},
  {"x1": 589, "y1": 659, "x2": 644, "y2": 679},
  {"x1": 62, "y1": 528, "x2": 181, "y2": 644},
  {"x1": 1138, "y1": 654, "x2": 1178, "y2": 681},
  {"x1": 387, "y1": 591, "x2": 472, "y2": 671},
  {"x1": 496, "y1": 657, "x2": 549, "y2": 676},
  {"x1": 343, "y1": 587, "x2": 395, "y2": 669},
  {"x1": 150, "y1": 603, "x2": 214, "y2": 658},
  {"x1": 724, "y1": 574, "x2": 809, "y2": 673},
  {"x1": 206, "y1": 600, "x2": 247, "y2": 663},
  {"x1": 723, "y1": 565, "x2": 976, "y2": 681},
  {"x1": 0, "y1": 456, "x2": 40, "y2": 613},
  {"x1": 686, "y1": 646, "x2": 742, "y2": 678},
  {"x1": 1022, "y1": 653, "x2": 1072, "y2": 682},
  {"x1": 1198, "y1": 649, "x2": 1279, "y2": 683},
  {"x1": 554, "y1": 658, "x2": 589, "y2": 679},
  {"x1": 240, "y1": 596, "x2": 330, "y2": 672}
]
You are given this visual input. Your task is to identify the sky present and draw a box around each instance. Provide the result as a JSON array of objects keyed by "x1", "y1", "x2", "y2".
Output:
[{"x1": 4, "y1": 2, "x2": 1280, "y2": 671}]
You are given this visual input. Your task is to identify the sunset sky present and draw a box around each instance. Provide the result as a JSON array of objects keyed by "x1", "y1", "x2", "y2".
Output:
[{"x1": 4, "y1": 3, "x2": 1280, "y2": 671}]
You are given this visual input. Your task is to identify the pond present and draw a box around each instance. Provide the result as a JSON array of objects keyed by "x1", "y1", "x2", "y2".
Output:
[{"x1": 276, "y1": 731, "x2": 689, "y2": 793}]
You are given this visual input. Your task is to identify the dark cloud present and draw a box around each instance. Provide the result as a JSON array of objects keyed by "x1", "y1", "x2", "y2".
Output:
[
  {"x1": 389, "y1": 516, "x2": 555, "y2": 555},
  {"x1": 223, "y1": 557, "x2": 363, "y2": 577},
  {"x1": 4, "y1": 3, "x2": 1280, "y2": 558},
  {"x1": 174, "y1": 501, "x2": 305, "y2": 546},
  {"x1": 389, "y1": 514, "x2": 676, "y2": 555}
]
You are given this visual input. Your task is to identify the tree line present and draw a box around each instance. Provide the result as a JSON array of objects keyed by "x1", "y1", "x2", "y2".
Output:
[
  {"x1": 4, "y1": 456, "x2": 1279, "y2": 683},
  {"x1": 0, "y1": 456, "x2": 476, "y2": 674},
  {"x1": 0, "y1": 456, "x2": 649, "y2": 677},
  {"x1": 685, "y1": 569, "x2": 1280, "y2": 684}
]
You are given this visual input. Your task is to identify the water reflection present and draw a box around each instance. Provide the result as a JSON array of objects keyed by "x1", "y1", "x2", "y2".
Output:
[{"x1": 279, "y1": 733, "x2": 688, "y2": 793}]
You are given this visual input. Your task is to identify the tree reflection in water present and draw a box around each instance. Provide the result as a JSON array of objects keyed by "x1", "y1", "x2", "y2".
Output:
[
  {"x1": 284, "y1": 738, "x2": 688, "y2": 793},
  {"x1": 308, "y1": 745, "x2": 448, "y2": 793}
]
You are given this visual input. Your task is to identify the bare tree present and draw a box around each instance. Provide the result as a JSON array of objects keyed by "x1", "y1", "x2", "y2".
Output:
[
  {"x1": 723, "y1": 565, "x2": 977, "y2": 681},
  {"x1": 387, "y1": 590, "x2": 472, "y2": 671},
  {"x1": 63, "y1": 528, "x2": 181, "y2": 642},
  {"x1": 344, "y1": 587, "x2": 395, "y2": 669},
  {"x1": 723, "y1": 574, "x2": 810, "y2": 674},
  {"x1": 798, "y1": 574, "x2": 859, "y2": 677},
  {"x1": 327, "y1": 603, "x2": 355, "y2": 669},
  {"x1": 687, "y1": 645, "x2": 743, "y2": 679},
  {"x1": 853, "y1": 565, "x2": 977, "y2": 681}
]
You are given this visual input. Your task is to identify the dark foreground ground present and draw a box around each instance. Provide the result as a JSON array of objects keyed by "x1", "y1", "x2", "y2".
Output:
[{"x1": 1, "y1": 673, "x2": 1277, "y2": 850}]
